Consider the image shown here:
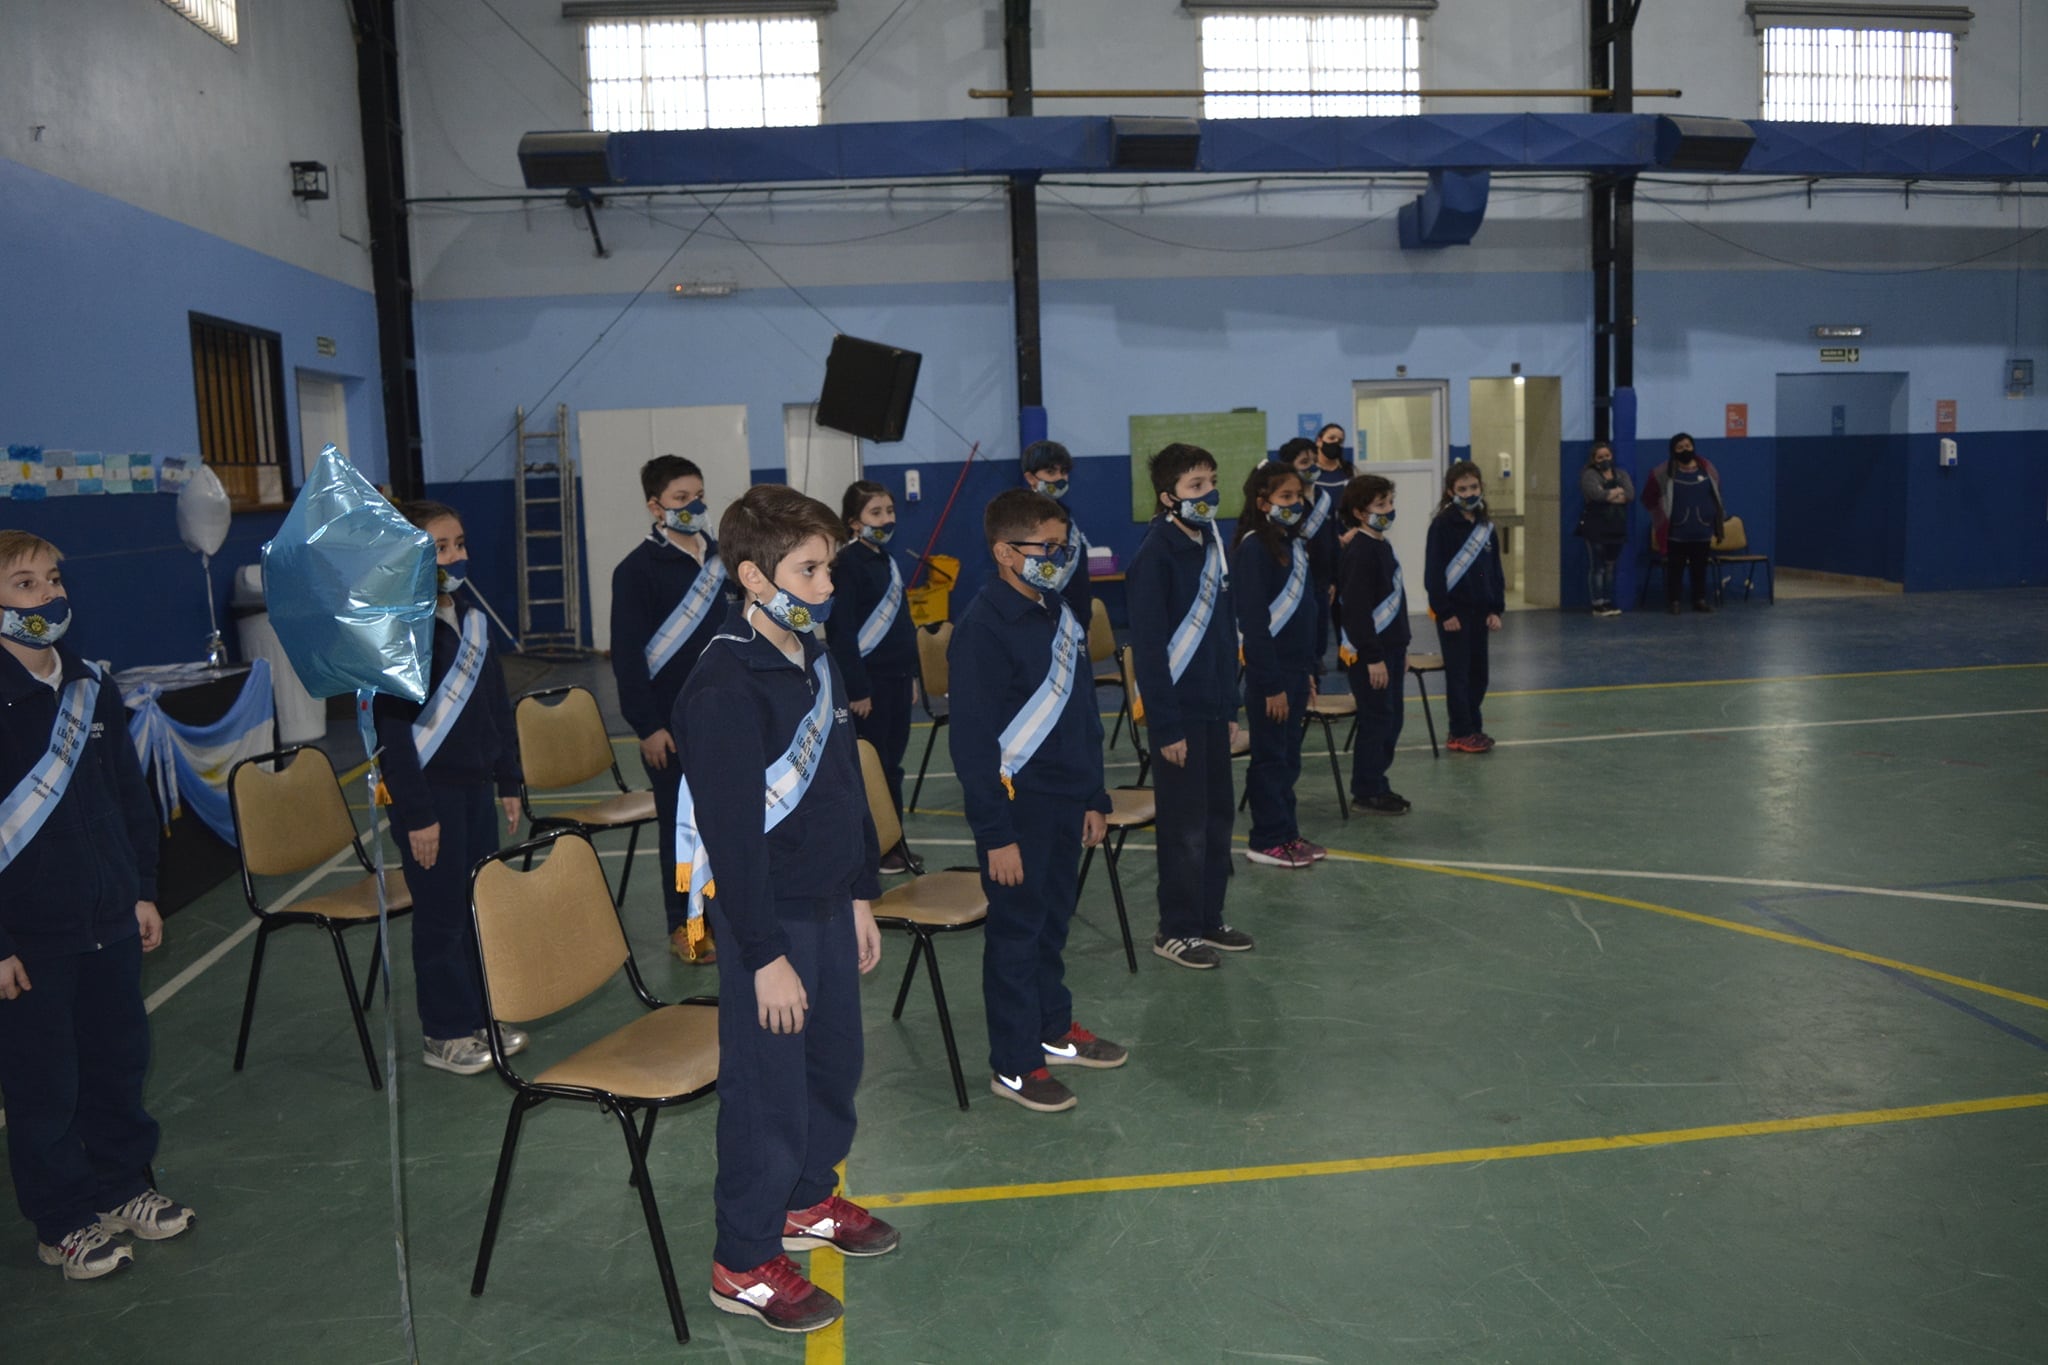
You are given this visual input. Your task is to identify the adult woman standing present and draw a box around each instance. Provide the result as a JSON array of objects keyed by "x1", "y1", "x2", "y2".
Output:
[{"x1": 1576, "y1": 442, "x2": 1634, "y2": 617}]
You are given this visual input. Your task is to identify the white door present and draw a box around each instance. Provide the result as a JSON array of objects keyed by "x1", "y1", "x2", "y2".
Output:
[
  {"x1": 782, "y1": 404, "x2": 863, "y2": 505},
  {"x1": 296, "y1": 372, "x2": 348, "y2": 478},
  {"x1": 577, "y1": 404, "x2": 750, "y2": 652},
  {"x1": 1352, "y1": 380, "x2": 1448, "y2": 609}
]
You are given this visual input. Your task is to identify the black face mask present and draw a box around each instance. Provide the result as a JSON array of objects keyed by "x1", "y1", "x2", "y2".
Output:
[{"x1": 1320, "y1": 440, "x2": 1343, "y2": 458}]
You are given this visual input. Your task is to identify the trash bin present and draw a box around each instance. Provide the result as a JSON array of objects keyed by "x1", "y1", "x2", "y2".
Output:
[{"x1": 233, "y1": 563, "x2": 326, "y2": 745}]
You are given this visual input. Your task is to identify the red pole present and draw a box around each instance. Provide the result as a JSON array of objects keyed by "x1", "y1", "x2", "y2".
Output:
[{"x1": 906, "y1": 440, "x2": 980, "y2": 590}]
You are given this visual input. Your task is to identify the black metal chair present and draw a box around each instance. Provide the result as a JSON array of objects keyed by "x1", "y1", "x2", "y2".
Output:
[{"x1": 1074, "y1": 788, "x2": 1154, "y2": 973}]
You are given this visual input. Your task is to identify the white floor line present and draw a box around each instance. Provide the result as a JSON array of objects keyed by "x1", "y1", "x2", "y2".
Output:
[
  {"x1": 1399, "y1": 860, "x2": 2048, "y2": 912},
  {"x1": 143, "y1": 848, "x2": 363, "y2": 1015},
  {"x1": 1391, "y1": 707, "x2": 2048, "y2": 753}
]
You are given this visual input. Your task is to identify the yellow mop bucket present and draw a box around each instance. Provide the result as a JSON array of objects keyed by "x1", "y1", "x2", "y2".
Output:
[{"x1": 906, "y1": 554, "x2": 959, "y2": 626}]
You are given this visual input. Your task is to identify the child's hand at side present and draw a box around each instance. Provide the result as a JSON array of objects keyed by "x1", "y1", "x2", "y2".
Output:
[
  {"x1": 756, "y1": 957, "x2": 809, "y2": 1033},
  {"x1": 0, "y1": 956, "x2": 30, "y2": 1000},
  {"x1": 987, "y1": 843, "x2": 1024, "y2": 886},
  {"x1": 410, "y1": 822, "x2": 441, "y2": 870},
  {"x1": 852, "y1": 900, "x2": 882, "y2": 974},
  {"x1": 1485, "y1": 614, "x2": 1503, "y2": 631},
  {"x1": 137, "y1": 901, "x2": 163, "y2": 951},
  {"x1": 1367, "y1": 661, "x2": 1389, "y2": 690},
  {"x1": 501, "y1": 798, "x2": 522, "y2": 833},
  {"x1": 1158, "y1": 740, "x2": 1189, "y2": 767},
  {"x1": 1082, "y1": 811, "x2": 1107, "y2": 849},
  {"x1": 1265, "y1": 692, "x2": 1290, "y2": 723},
  {"x1": 850, "y1": 697, "x2": 873, "y2": 719}
]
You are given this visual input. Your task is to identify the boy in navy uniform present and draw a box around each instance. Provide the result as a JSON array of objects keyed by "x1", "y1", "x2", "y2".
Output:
[
  {"x1": 1126, "y1": 444, "x2": 1253, "y2": 970},
  {"x1": 1337, "y1": 475, "x2": 1413, "y2": 814},
  {"x1": 0, "y1": 530, "x2": 195, "y2": 1281},
  {"x1": 949, "y1": 489, "x2": 1119, "y2": 1114},
  {"x1": 1422, "y1": 461, "x2": 1505, "y2": 753},
  {"x1": 672, "y1": 484, "x2": 895, "y2": 1335},
  {"x1": 609, "y1": 454, "x2": 726, "y2": 961},
  {"x1": 1273, "y1": 437, "x2": 1340, "y2": 664},
  {"x1": 1022, "y1": 440, "x2": 1094, "y2": 624},
  {"x1": 827, "y1": 481, "x2": 917, "y2": 865},
  {"x1": 374, "y1": 502, "x2": 525, "y2": 1076}
]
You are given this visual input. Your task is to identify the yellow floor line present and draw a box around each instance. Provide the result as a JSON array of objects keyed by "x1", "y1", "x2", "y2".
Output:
[
  {"x1": 861, "y1": 1091, "x2": 2048, "y2": 1211},
  {"x1": 804, "y1": 1161, "x2": 849, "y2": 1365}
]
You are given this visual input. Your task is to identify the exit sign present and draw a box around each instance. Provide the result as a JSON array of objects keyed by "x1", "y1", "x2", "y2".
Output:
[{"x1": 1820, "y1": 347, "x2": 1860, "y2": 363}]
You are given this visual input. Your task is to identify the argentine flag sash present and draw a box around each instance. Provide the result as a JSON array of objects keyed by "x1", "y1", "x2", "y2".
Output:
[
  {"x1": 1373, "y1": 567, "x2": 1406, "y2": 634},
  {"x1": 645, "y1": 550, "x2": 726, "y2": 676},
  {"x1": 1267, "y1": 540, "x2": 1310, "y2": 635},
  {"x1": 1166, "y1": 526, "x2": 1228, "y2": 684},
  {"x1": 996, "y1": 601, "x2": 1086, "y2": 799},
  {"x1": 1444, "y1": 520, "x2": 1493, "y2": 592},
  {"x1": 412, "y1": 609, "x2": 489, "y2": 768},
  {"x1": 673, "y1": 653, "x2": 836, "y2": 948},
  {"x1": 856, "y1": 554, "x2": 905, "y2": 657},
  {"x1": 0, "y1": 663, "x2": 100, "y2": 874},
  {"x1": 1300, "y1": 486, "x2": 1333, "y2": 540}
]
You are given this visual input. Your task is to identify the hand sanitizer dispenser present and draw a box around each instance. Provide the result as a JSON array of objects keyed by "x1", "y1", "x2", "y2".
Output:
[{"x1": 1939, "y1": 438, "x2": 1958, "y2": 468}]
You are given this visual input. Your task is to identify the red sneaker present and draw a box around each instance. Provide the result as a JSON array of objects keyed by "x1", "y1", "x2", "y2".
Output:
[
  {"x1": 1287, "y1": 837, "x2": 1328, "y2": 862},
  {"x1": 709, "y1": 1255, "x2": 844, "y2": 1333},
  {"x1": 1447, "y1": 734, "x2": 1486, "y2": 753},
  {"x1": 782, "y1": 1194, "x2": 901, "y2": 1257}
]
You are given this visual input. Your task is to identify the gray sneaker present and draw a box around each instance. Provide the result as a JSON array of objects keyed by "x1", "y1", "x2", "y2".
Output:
[
  {"x1": 1153, "y1": 935, "x2": 1221, "y2": 970},
  {"x1": 424, "y1": 1033, "x2": 494, "y2": 1075},
  {"x1": 38, "y1": 1223, "x2": 133, "y2": 1280},
  {"x1": 475, "y1": 1024, "x2": 529, "y2": 1057},
  {"x1": 98, "y1": 1190, "x2": 195, "y2": 1242}
]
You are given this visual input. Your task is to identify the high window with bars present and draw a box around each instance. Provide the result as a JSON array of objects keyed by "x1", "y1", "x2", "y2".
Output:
[
  {"x1": 1199, "y1": 11, "x2": 1422, "y2": 119},
  {"x1": 1760, "y1": 25, "x2": 1955, "y2": 124},
  {"x1": 160, "y1": 0, "x2": 238, "y2": 47},
  {"x1": 584, "y1": 15, "x2": 822, "y2": 132},
  {"x1": 189, "y1": 315, "x2": 289, "y2": 507}
]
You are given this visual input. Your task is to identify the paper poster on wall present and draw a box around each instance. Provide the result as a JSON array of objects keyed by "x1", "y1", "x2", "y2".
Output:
[
  {"x1": 1724, "y1": 404, "x2": 1748, "y2": 438},
  {"x1": 74, "y1": 452, "x2": 106, "y2": 495},
  {"x1": 6, "y1": 446, "x2": 43, "y2": 499},
  {"x1": 103, "y1": 452, "x2": 133, "y2": 495},
  {"x1": 159, "y1": 455, "x2": 191, "y2": 490},
  {"x1": 1935, "y1": 399, "x2": 1957, "y2": 433},
  {"x1": 45, "y1": 451, "x2": 78, "y2": 497},
  {"x1": 130, "y1": 453, "x2": 158, "y2": 494},
  {"x1": 1297, "y1": 412, "x2": 1323, "y2": 439}
]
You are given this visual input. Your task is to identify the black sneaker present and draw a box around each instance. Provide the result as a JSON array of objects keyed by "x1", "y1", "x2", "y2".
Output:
[
  {"x1": 1385, "y1": 791, "x2": 1412, "y2": 809},
  {"x1": 878, "y1": 851, "x2": 910, "y2": 874},
  {"x1": 991, "y1": 1067, "x2": 1078, "y2": 1112},
  {"x1": 1357, "y1": 793, "x2": 1410, "y2": 816},
  {"x1": 1152, "y1": 934, "x2": 1221, "y2": 969},
  {"x1": 1043, "y1": 1024, "x2": 1128, "y2": 1069},
  {"x1": 1667, "y1": 602, "x2": 1681, "y2": 615},
  {"x1": 1693, "y1": 599, "x2": 1713, "y2": 613},
  {"x1": 1202, "y1": 924, "x2": 1256, "y2": 952}
]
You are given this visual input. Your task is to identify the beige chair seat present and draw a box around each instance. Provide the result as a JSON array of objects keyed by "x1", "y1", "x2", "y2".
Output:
[
  {"x1": 1308, "y1": 692, "x2": 1358, "y2": 718},
  {"x1": 292, "y1": 870, "x2": 413, "y2": 922},
  {"x1": 1408, "y1": 652, "x2": 1444, "y2": 673},
  {"x1": 550, "y1": 790, "x2": 658, "y2": 829},
  {"x1": 1105, "y1": 788, "x2": 1156, "y2": 827},
  {"x1": 1094, "y1": 666, "x2": 1121, "y2": 685},
  {"x1": 531, "y1": 1005, "x2": 721, "y2": 1097},
  {"x1": 872, "y1": 870, "x2": 988, "y2": 928},
  {"x1": 1230, "y1": 728, "x2": 1251, "y2": 756}
]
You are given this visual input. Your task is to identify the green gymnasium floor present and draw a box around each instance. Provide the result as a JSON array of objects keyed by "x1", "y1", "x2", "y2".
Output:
[{"x1": 6, "y1": 590, "x2": 2048, "y2": 1363}]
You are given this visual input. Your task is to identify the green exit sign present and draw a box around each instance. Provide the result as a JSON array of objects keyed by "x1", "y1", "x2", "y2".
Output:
[{"x1": 1820, "y1": 347, "x2": 1860, "y2": 363}]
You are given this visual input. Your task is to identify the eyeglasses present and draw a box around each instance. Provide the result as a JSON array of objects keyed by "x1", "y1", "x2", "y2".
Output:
[{"x1": 1007, "y1": 541, "x2": 1074, "y2": 564}]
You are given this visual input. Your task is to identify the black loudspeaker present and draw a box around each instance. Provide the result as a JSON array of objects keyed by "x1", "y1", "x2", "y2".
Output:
[
  {"x1": 1654, "y1": 116, "x2": 1756, "y2": 173},
  {"x1": 816, "y1": 336, "x2": 922, "y2": 443},
  {"x1": 1110, "y1": 116, "x2": 1202, "y2": 170},
  {"x1": 518, "y1": 131, "x2": 616, "y2": 189}
]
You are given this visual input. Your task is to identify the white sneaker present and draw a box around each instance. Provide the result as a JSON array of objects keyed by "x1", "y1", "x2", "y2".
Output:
[
  {"x1": 98, "y1": 1190, "x2": 195, "y2": 1242},
  {"x1": 38, "y1": 1223, "x2": 133, "y2": 1280},
  {"x1": 475, "y1": 1024, "x2": 529, "y2": 1057},
  {"x1": 423, "y1": 1033, "x2": 494, "y2": 1075}
]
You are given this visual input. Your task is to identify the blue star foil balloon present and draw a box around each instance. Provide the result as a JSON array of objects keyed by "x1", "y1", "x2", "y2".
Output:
[{"x1": 261, "y1": 445, "x2": 435, "y2": 705}]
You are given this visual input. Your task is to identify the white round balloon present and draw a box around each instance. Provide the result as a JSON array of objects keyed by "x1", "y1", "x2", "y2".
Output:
[{"x1": 177, "y1": 464, "x2": 233, "y2": 557}]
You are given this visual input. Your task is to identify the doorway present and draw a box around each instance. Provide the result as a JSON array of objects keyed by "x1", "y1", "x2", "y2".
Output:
[
  {"x1": 1467, "y1": 376, "x2": 1563, "y2": 610},
  {"x1": 295, "y1": 371, "x2": 350, "y2": 480},
  {"x1": 782, "y1": 404, "x2": 863, "y2": 506},
  {"x1": 1774, "y1": 371, "x2": 1909, "y2": 591},
  {"x1": 1350, "y1": 379, "x2": 1447, "y2": 595}
]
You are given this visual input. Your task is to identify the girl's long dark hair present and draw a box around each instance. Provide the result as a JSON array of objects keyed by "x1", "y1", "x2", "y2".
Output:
[
  {"x1": 1435, "y1": 458, "x2": 1490, "y2": 522},
  {"x1": 840, "y1": 480, "x2": 891, "y2": 536},
  {"x1": 1234, "y1": 464, "x2": 1304, "y2": 567}
]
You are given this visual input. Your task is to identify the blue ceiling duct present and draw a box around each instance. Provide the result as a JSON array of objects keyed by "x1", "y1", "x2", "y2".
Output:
[{"x1": 1398, "y1": 169, "x2": 1492, "y2": 249}]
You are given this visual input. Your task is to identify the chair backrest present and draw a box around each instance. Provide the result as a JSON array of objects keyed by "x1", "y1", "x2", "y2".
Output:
[
  {"x1": 1087, "y1": 598, "x2": 1115, "y2": 665},
  {"x1": 516, "y1": 687, "x2": 615, "y2": 791},
  {"x1": 856, "y1": 739, "x2": 904, "y2": 854},
  {"x1": 1713, "y1": 515, "x2": 1748, "y2": 552},
  {"x1": 916, "y1": 621, "x2": 952, "y2": 703},
  {"x1": 471, "y1": 834, "x2": 628, "y2": 1023},
  {"x1": 231, "y1": 747, "x2": 361, "y2": 880}
]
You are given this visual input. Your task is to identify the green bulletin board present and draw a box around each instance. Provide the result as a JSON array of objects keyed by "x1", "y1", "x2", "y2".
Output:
[{"x1": 1127, "y1": 410, "x2": 1269, "y2": 523}]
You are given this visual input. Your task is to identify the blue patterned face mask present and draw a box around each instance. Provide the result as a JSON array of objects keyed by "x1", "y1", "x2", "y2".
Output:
[
  {"x1": 1008, "y1": 541, "x2": 1074, "y2": 590},
  {"x1": 1367, "y1": 510, "x2": 1396, "y2": 532},
  {"x1": 663, "y1": 499, "x2": 709, "y2": 534},
  {"x1": 1268, "y1": 502, "x2": 1304, "y2": 528},
  {"x1": 436, "y1": 558, "x2": 468, "y2": 595},
  {"x1": 858, "y1": 522, "x2": 894, "y2": 546},
  {"x1": 1176, "y1": 491, "x2": 1221, "y2": 524},
  {"x1": 758, "y1": 586, "x2": 832, "y2": 634},
  {"x1": 0, "y1": 596, "x2": 70, "y2": 649},
  {"x1": 1032, "y1": 478, "x2": 1070, "y2": 500},
  {"x1": 1456, "y1": 493, "x2": 1485, "y2": 512}
]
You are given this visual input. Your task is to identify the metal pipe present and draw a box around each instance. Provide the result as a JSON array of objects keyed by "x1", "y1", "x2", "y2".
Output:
[{"x1": 969, "y1": 86, "x2": 1681, "y2": 100}]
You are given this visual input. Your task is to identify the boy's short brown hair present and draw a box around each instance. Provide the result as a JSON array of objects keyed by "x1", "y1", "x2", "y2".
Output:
[
  {"x1": 719, "y1": 484, "x2": 844, "y2": 586},
  {"x1": 0, "y1": 530, "x2": 62, "y2": 569},
  {"x1": 983, "y1": 488, "x2": 1069, "y2": 551},
  {"x1": 397, "y1": 499, "x2": 463, "y2": 531},
  {"x1": 1339, "y1": 474, "x2": 1395, "y2": 524}
]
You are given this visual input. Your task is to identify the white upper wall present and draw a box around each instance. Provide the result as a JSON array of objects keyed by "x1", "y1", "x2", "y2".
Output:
[{"x1": 0, "y1": 0, "x2": 373, "y2": 289}]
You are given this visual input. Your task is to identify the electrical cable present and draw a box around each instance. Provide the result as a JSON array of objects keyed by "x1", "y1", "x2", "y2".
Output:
[
  {"x1": 820, "y1": 0, "x2": 923, "y2": 101},
  {"x1": 1641, "y1": 195, "x2": 2048, "y2": 275},
  {"x1": 1039, "y1": 186, "x2": 1405, "y2": 252},
  {"x1": 466, "y1": 0, "x2": 591, "y2": 103}
]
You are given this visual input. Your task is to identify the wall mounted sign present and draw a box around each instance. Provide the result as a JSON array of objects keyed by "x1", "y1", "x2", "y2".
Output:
[
  {"x1": 1724, "y1": 403, "x2": 1748, "y2": 438},
  {"x1": 1935, "y1": 399, "x2": 1957, "y2": 432},
  {"x1": 1820, "y1": 347, "x2": 1861, "y2": 363}
]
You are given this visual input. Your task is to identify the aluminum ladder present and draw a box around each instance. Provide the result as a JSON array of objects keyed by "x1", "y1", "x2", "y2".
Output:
[{"x1": 513, "y1": 404, "x2": 585, "y2": 658}]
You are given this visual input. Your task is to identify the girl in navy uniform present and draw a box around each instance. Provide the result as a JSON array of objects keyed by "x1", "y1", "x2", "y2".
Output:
[
  {"x1": 1274, "y1": 438, "x2": 1342, "y2": 666},
  {"x1": 1422, "y1": 461, "x2": 1505, "y2": 754},
  {"x1": 0, "y1": 531, "x2": 195, "y2": 1281},
  {"x1": 374, "y1": 502, "x2": 525, "y2": 1076},
  {"x1": 609, "y1": 454, "x2": 726, "y2": 962},
  {"x1": 1337, "y1": 475, "x2": 1413, "y2": 812},
  {"x1": 671, "y1": 485, "x2": 892, "y2": 1335},
  {"x1": 1232, "y1": 463, "x2": 1325, "y2": 869},
  {"x1": 1126, "y1": 443, "x2": 1251, "y2": 970},
  {"x1": 827, "y1": 481, "x2": 917, "y2": 867}
]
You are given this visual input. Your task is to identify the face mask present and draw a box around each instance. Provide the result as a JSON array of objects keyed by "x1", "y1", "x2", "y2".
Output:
[
  {"x1": 663, "y1": 499, "x2": 709, "y2": 533},
  {"x1": 1012, "y1": 542, "x2": 1074, "y2": 590},
  {"x1": 1175, "y1": 492, "x2": 1221, "y2": 524},
  {"x1": 1, "y1": 596, "x2": 70, "y2": 649},
  {"x1": 1320, "y1": 440, "x2": 1343, "y2": 457},
  {"x1": 1674, "y1": 451, "x2": 1696, "y2": 465},
  {"x1": 1593, "y1": 457, "x2": 1613, "y2": 469},
  {"x1": 1456, "y1": 493, "x2": 1485, "y2": 511},
  {"x1": 1268, "y1": 502, "x2": 1304, "y2": 529},
  {"x1": 758, "y1": 586, "x2": 832, "y2": 634},
  {"x1": 858, "y1": 522, "x2": 894, "y2": 546},
  {"x1": 437, "y1": 558, "x2": 468, "y2": 595},
  {"x1": 1032, "y1": 478, "x2": 1069, "y2": 500},
  {"x1": 1367, "y1": 510, "x2": 1395, "y2": 532}
]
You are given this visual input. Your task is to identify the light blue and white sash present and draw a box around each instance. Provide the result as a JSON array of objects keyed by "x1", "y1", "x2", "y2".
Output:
[
  {"x1": 1267, "y1": 540, "x2": 1310, "y2": 635},
  {"x1": 1444, "y1": 520, "x2": 1493, "y2": 592},
  {"x1": 856, "y1": 554, "x2": 905, "y2": 657},
  {"x1": 645, "y1": 552, "x2": 726, "y2": 676},
  {"x1": 1300, "y1": 487, "x2": 1333, "y2": 540},
  {"x1": 0, "y1": 663, "x2": 100, "y2": 874},
  {"x1": 996, "y1": 602, "x2": 1086, "y2": 797},
  {"x1": 1373, "y1": 567, "x2": 1406, "y2": 635},
  {"x1": 412, "y1": 609, "x2": 489, "y2": 768},
  {"x1": 1051, "y1": 521, "x2": 1088, "y2": 593},
  {"x1": 1166, "y1": 527, "x2": 1228, "y2": 684},
  {"x1": 674, "y1": 653, "x2": 836, "y2": 925}
]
